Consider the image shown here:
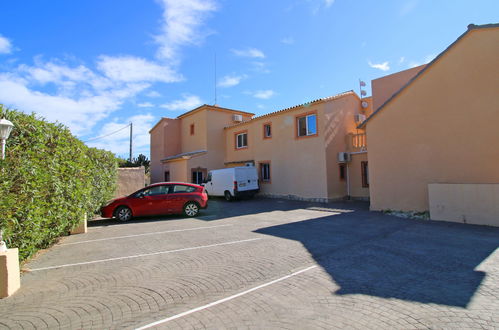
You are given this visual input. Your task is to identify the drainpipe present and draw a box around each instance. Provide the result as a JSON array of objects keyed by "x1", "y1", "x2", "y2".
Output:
[{"x1": 346, "y1": 162, "x2": 350, "y2": 200}]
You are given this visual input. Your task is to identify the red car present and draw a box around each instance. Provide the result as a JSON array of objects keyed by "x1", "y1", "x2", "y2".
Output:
[{"x1": 101, "y1": 182, "x2": 208, "y2": 221}]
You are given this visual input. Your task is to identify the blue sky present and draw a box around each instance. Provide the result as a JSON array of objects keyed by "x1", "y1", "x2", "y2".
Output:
[{"x1": 0, "y1": 0, "x2": 497, "y2": 158}]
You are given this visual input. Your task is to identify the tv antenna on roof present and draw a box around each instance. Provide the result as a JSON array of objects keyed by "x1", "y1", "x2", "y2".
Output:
[{"x1": 214, "y1": 52, "x2": 217, "y2": 106}]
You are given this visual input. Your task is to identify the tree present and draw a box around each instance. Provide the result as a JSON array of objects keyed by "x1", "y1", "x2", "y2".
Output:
[{"x1": 118, "y1": 154, "x2": 150, "y2": 173}]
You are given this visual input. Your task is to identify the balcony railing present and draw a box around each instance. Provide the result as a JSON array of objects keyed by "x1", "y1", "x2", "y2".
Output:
[{"x1": 351, "y1": 133, "x2": 367, "y2": 149}]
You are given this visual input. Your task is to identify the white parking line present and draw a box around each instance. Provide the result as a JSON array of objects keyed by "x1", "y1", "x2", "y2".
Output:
[
  {"x1": 30, "y1": 238, "x2": 263, "y2": 272},
  {"x1": 135, "y1": 265, "x2": 318, "y2": 329},
  {"x1": 60, "y1": 224, "x2": 233, "y2": 246}
]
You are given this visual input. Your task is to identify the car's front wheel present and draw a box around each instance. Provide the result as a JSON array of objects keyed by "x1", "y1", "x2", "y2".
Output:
[
  {"x1": 183, "y1": 202, "x2": 199, "y2": 217},
  {"x1": 115, "y1": 206, "x2": 132, "y2": 222}
]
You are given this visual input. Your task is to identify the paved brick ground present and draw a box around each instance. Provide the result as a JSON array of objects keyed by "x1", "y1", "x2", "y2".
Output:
[{"x1": 0, "y1": 198, "x2": 498, "y2": 329}]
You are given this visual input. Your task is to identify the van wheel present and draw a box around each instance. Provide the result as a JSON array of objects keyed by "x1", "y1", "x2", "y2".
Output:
[{"x1": 224, "y1": 191, "x2": 232, "y2": 201}]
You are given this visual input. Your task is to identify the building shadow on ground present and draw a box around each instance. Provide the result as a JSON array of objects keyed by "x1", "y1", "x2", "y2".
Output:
[{"x1": 255, "y1": 211, "x2": 499, "y2": 307}]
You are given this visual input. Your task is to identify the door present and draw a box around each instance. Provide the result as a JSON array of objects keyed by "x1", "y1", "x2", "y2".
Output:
[
  {"x1": 129, "y1": 184, "x2": 171, "y2": 216},
  {"x1": 205, "y1": 172, "x2": 213, "y2": 195},
  {"x1": 168, "y1": 184, "x2": 197, "y2": 213},
  {"x1": 191, "y1": 168, "x2": 207, "y2": 184}
]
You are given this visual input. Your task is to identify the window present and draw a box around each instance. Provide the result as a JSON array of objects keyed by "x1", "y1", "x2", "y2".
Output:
[
  {"x1": 259, "y1": 162, "x2": 271, "y2": 183},
  {"x1": 235, "y1": 131, "x2": 248, "y2": 149},
  {"x1": 191, "y1": 168, "x2": 206, "y2": 184},
  {"x1": 139, "y1": 185, "x2": 170, "y2": 197},
  {"x1": 361, "y1": 161, "x2": 369, "y2": 188},
  {"x1": 339, "y1": 164, "x2": 345, "y2": 180},
  {"x1": 296, "y1": 113, "x2": 317, "y2": 137},
  {"x1": 190, "y1": 124, "x2": 195, "y2": 135},
  {"x1": 164, "y1": 171, "x2": 170, "y2": 182},
  {"x1": 263, "y1": 123, "x2": 272, "y2": 139},
  {"x1": 172, "y1": 185, "x2": 196, "y2": 193}
]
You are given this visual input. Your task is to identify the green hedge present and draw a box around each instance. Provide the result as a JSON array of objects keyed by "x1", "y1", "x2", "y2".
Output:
[{"x1": 0, "y1": 105, "x2": 117, "y2": 261}]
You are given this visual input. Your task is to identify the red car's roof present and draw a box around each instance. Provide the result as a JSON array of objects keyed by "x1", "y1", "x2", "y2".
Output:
[{"x1": 147, "y1": 182, "x2": 202, "y2": 188}]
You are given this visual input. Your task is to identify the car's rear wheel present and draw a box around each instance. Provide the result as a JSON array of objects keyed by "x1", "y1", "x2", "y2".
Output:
[
  {"x1": 184, "y1": 202, "x2": 199, "y2": 217},
  {"x1": 115, "y1": 206, "x2": 132, "y2": 222},
  {"x1": 224, "y1": 191, "x2": 232, "y2": 201}
]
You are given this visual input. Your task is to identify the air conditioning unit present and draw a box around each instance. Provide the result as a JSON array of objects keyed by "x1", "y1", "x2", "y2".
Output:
[
  {"x1": 354, "y1": 114, "x2": 366, "y2": 123},
  {"x1": 337, "y1": 152, "x2": 351, "y2": 163},
  {"x1": 232, "y1": 114, "x2": 243, "y2": 122}
]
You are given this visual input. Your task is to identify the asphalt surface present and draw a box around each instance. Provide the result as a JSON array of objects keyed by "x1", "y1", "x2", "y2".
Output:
[{"x1": 0, "y1": 197, "x2": 498, "y2": 329}]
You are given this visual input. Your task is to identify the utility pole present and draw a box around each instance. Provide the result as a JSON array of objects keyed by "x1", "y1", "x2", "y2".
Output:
[{"x1": 129, "y1": 122, "x2": 133, "y2": 162}]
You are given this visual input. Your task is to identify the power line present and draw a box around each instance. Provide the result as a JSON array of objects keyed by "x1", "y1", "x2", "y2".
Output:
[{"x1": 83, "y1": 123, "x2": 131, "y2": 143}]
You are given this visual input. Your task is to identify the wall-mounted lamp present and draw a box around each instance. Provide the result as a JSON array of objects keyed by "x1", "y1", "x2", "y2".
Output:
[{"x1": 0, "y1": 118, "x2": 14, "y2": 160}]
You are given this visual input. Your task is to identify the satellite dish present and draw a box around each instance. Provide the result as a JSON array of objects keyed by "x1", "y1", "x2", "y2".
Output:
[{"x1": 361, "y1": 101, "x2": 369, "y2": 108}]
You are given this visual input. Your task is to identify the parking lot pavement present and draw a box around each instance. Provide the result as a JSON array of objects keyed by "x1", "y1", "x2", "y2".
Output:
[{"x1": 0, "y1": 197, "x2": 498, "y2": 329}]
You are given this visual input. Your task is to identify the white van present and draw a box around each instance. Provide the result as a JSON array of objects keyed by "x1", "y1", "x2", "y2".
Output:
[{"x1": 203, "y1": 166, "x2": 259, "y2": 201}]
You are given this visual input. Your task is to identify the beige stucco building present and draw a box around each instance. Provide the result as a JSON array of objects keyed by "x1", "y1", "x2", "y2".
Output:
[
  {"x1": 224, "y1": 91, "x2": 372, "y2": 201},
  {"x1": 150, "y1": 105, "x2": 253, "y2": 184},
  {"x1": 361, "y1": 23, "x2": 499, "y2": 213},
  {"x1": 150, "y1": 92, "x2": 372, "y2": 202}
]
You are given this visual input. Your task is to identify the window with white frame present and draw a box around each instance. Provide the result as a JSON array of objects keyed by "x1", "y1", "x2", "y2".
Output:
[
  {"x1": 297, "y1": 113, "x2": 317, "y2": 137},
  {"x1": 236, "y1": 132, "x2": 248, "y2": 149}
]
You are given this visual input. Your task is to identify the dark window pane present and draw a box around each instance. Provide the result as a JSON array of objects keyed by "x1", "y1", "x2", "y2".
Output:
[
  {"x1": 298, "y1": 117, "x2": 307, "y2": 136},
  {"x1": 264, "y1": 124, "x2": 271, "y2": 137},
  {"x1": 173, "y1": 185, "x2": 195, "y2": 193}
]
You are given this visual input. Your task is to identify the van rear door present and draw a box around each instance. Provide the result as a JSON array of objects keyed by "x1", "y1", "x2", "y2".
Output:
[{"x1": 235, "y1": 167, "x2": 259, "y2": 192}]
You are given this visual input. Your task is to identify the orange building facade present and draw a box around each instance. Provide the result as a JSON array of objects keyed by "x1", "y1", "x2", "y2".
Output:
[{"x1": 361, "y1": 23, "x2": 499, "y2": 216}]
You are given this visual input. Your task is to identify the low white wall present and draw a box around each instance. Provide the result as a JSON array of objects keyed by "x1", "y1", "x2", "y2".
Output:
[{"x1": 428, "y1": 183, "x2": 499, "y2": 227}]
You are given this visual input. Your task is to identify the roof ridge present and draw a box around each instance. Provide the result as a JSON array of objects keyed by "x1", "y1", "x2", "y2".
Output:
[
  {"x1": 359, "y1": 23, "x2": 499, "y2": 129},
  {"x1": 224, "y1": 90, "x2": 356, "y2": 129}
]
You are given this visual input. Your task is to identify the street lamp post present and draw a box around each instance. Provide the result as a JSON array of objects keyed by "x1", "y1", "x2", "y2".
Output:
[{"x1": 0, "y1": 118, "x2": 14, "y2": 160}]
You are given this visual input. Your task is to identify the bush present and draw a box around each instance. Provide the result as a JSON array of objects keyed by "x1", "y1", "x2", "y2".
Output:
[{"x1": 0, "y1": 105, "x2": 117, "y2": 260}]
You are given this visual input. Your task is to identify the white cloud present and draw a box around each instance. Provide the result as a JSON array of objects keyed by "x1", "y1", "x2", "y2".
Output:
[
  {"x1": 400, "y1": 0, "x2": 418, "y2": 16},
  {"x1": 146, "y1": 90, "x2": 161, "y2": 98},
  {"x1": 281, "y1": 37, "x2": 295, "y2": 45},
  {"x1": 97, "y1": 55, "x2": 183, "y2": 83},
  {"x1": 368, "y1": 60, "x2": 390, "y2": 71},
  {"x1": 87, "y1": 114, "x2": 156, "y2": 157},
  {"x1": 18, "y1": 60, "x2": 113, "y2": 94},
  {"x1": 408, "y1": 53, "x2": 436, "y2": 68},
  {"x1": 253, "y1": 89, "x2": 275, "y2": 99},
  {"x1": 399, "y1": 56, "x2": 405, "y2": 64},
  {"x1": 218, "y1": 74, "x2": 247, "y2": 88},
  {"x1": 160, "y1": 94, "x2": 202, "y2": 111},
  {"x1": 231, "y1": 48, "x2": 265, "y2": 58},
  {"x1": 0, "y1": 75, "x2": 145, "y2": 134},
  {"x1": 324, "y1": 0, "x2": 335, "y2": 8},
  {"x1": 0, "y1": 35, "x2": 12, "y2": 54},
  {"x1": 137, "y1": 102, "x2": 154, "y2": 108},
  {"x1": 252, "y1": 61, "x2": 271, "y2": 74},
  {"x1": 155, "y1": 0, "x2": 217, "y2": 61}
]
